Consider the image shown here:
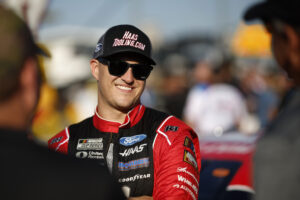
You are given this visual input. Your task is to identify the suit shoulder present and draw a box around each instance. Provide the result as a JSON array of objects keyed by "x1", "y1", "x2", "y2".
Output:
[
  {"x1": 144, "y1": 107, "x2": 170, "y2": 122},
  {"x1": 156, "y1": 114, "x2": 198, "y2": 145},
  {"x1": 69, "y1": 116, "x2": 94, "y2": 129}
]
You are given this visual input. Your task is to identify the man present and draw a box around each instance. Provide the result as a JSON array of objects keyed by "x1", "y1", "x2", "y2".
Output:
[
  {"x1": 0, "y1": 6, "x2": 125, "y2": 200},
  {"x1": 244, "y1": 0, "x2": 300, "y2": 199},
  {"x1": 183, "y1": 48, "x2": 248, "y2": 137},
  {"x1": 49, "y1": 24, "x2": 201, "y2": 200},
  {"x1": 183, "y1": 48, "x2": 254, "y2": 200}
]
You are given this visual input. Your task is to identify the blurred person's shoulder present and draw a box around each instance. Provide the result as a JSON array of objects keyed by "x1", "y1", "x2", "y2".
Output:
[
  {"x1": 266, "y1": 87, "x2": 300, "y2": 138},
  {"x1": 255, "y1": 87, "x2": 300, "y2": 199},
  {"x1": 0, "y1": 128, "x2": 125, "y2": 200}
]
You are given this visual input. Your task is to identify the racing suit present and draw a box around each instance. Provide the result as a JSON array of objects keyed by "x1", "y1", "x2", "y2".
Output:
[{"x1": 49, "y1": 104, "x2": 201, "y2": 200}]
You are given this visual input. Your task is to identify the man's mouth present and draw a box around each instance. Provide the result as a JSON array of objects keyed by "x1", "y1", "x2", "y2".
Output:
[{"x1": 116, "y1": 85, "x2": 133, "y2": 91}]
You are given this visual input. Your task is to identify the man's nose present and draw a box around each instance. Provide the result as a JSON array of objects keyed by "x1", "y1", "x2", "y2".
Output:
[{"x1": 121, "y1": 67, "x2": 134, "y2": 83}]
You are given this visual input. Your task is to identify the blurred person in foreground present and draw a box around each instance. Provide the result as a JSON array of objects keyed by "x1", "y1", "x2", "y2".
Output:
[
  {"x1": 48, "y1": 24, "x2": 201, "y2": 200},
  {"x1": 0, "y1": 6, "x2": 125, "y2": 200},
  {"x1": 244, "y1": 0, "x2": 300, "y2": 199}
]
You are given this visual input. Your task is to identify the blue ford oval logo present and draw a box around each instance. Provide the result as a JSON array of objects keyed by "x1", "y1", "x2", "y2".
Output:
[
  {"x1": 120, "y1": 134, "x2": 147, "y2": 146},
  {"x1": 95, "y1": 43, "x2": 103, "y2": 53}
]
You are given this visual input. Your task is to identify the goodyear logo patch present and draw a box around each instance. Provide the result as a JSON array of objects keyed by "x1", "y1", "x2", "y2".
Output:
[
  {"x1": 118, "y1": 157, "x2": 150, "y2": 171},
  {"x1": 119, "y1": 134, "x2": 147, "y2": 146}
]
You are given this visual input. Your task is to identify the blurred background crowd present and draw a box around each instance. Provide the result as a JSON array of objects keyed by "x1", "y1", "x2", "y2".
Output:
[
  {"x1": 1, "y1": 0, "x2": 293, "y2": 144},
  {"x1": 3, "y1": 0, "x2": 298, "y2": 199}
]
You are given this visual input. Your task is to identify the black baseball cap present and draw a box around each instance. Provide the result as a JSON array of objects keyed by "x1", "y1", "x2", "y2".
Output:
[
  {"x1": 244, "y1": 0, "x2": 300, "y2": 26},
  {"x1": 93, "y1": 24, "x2": 156, "y2": 65},
  {"x1": 0, "y1": 5, "x2": 49, "y2": 67}
]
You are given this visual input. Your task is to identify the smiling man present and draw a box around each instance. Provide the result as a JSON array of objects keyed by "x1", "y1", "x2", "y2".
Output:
[{"x1": 49, "y1": 25, "x2": 201, "y2": 200}]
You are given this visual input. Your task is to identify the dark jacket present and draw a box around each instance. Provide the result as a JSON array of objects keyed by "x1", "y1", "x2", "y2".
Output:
[
  {"x1": 0, "y1": 128, "x2": 125, "y2": 200},
  {"x1": 254, "y1": 87, "x2": 300, "y2": 200}
]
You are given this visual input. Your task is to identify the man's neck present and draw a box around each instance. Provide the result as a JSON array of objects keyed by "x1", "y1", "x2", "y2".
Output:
[{"x1": 96, "y1": 105, "x2": 131, "y2": 124}]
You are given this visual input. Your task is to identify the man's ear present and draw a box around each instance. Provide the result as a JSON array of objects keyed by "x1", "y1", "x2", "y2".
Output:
[
  {"x1": 284, "y1": 24, "x2": 300, "y2": 50},
  {"x1": 19, "y1": 57, "x2": 40, "y2": 117},
  {"x1": 284, "y1": 24, "x2": 300, "y2": 66},
  {"x1": 90, "y1": 59, "x2": 100, "y2": 81}
]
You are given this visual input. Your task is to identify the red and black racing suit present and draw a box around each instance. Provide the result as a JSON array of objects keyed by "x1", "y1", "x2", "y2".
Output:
[{"x1": 49, "y1": 104, "x2": 201, "y2": 200}]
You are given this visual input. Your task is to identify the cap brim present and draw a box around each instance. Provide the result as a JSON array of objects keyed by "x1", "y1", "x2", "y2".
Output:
[{"x1": 244, "y1": 2, "x2": 270, "y2": 22}]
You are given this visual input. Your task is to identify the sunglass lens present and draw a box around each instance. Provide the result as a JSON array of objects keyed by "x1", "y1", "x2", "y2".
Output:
[
  {"x1": 132, "y1": 65, "x2": 153, "y2": 80},
  {"x1": 108, "y1": 61, "x2": 129, "y2": 76}
]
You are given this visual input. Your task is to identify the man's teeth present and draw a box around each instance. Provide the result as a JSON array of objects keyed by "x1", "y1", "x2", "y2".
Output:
[{"x1": 117, "y1": 85, "x2": 132, "y2": 91}]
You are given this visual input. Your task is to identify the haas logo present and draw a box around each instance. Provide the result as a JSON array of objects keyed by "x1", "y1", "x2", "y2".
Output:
[{"x1": 120, "y1": 144, "x2": 147, "y2": 157}]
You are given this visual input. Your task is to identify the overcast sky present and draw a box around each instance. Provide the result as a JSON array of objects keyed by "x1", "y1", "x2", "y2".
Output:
[{"x1": 42, "y1": 0, "x2": 261, "y2": 40}]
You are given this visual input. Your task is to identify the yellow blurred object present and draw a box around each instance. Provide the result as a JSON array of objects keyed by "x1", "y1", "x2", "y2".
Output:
[
  {"x1": 36, "y1": 43, "x2": 51, "y2": 82},
  {"x1": 32, "y1": 84, "x2": 61, "y2": 142},
  {"x1": 232, "y1": 23, "x2": 271, "y2": 57},
  {"x1": 32, "y1": 83, "x2": 79, "y2": 143},
  {"x1": 65, "y1": 102, "x2": 79, "y2": 123},
  {"x1": 32, "y1": 44, "x2": 80, "y2": 143}
]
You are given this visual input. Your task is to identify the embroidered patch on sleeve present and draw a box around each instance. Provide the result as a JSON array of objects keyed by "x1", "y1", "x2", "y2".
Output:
[
  {"x1": 164, "y1": 125, "x2": 178, "y2": 132},
  {"x1": 183, "y1": 150, "x2": 198, "y2": 171},
  {"x1": 183, "y1": 137, "x2": 196, "y2": 155}
]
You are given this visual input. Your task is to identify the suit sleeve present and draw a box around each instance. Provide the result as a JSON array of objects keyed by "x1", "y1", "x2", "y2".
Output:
[
  {"x1": 153, "y1": 116, "x2": 201, "y2": 200},
  {"x1": 48, "y1": 127, "x2": 70, "y2": 154}
]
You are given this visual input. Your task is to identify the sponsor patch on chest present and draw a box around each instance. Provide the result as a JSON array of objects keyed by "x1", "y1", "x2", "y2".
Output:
[
  {"x1": 119, "y1": 134, "x2": 147, "y2": 146},
  {"x1": 118, "y1": 157, "x2": 150, "y2": 171},
  {"x1": 75, "y1": 151, "x2": 104, "y2": 159},
  {"x1": 118, "y1": 173, "x2": 151, "y2": 183},
  {"x1": 76, "y1": 138, "x2": 103, "y2": 150},
  {"x1": 119, "y1": 144, "x2": 147, "y2": 157}
]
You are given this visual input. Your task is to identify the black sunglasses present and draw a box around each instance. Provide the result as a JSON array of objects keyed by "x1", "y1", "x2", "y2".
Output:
[{"x1": 97, "y1": 58, "x2": 153, "y2": 80}]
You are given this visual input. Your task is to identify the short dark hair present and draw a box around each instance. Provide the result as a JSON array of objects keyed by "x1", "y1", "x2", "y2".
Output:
[
  {"x1": 264, "y1": 18, "x2": 300, "y2": 40},
  {"x1": 0, "y1": 6, "x2": 38, "y2": 101},
  {"x1": 244, "y1": 0, "x2": 300, "y2": 37}
]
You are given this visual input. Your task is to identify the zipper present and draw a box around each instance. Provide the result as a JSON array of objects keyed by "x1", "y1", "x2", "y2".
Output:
[{"x1": 106, "y1": 133, "x2": 114, "y2": 173}]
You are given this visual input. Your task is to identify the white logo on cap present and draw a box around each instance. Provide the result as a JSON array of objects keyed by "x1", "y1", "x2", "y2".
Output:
[
  {"x1": 112, "y1": 31, "x2": 146, "y2": 51},
  {"x1": 95, "y1": 43, "x2": 103, "y2": 53}
]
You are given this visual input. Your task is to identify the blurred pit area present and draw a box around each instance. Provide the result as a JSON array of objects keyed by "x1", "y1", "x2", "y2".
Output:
[{"x1": 1, "y1": 0, "x2": 292, "y2": 145}]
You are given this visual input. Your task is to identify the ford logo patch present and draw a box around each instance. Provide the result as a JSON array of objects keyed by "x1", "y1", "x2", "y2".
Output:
[{"x1": 120, "y1": 134, "x2": 147, "y2": 146}]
